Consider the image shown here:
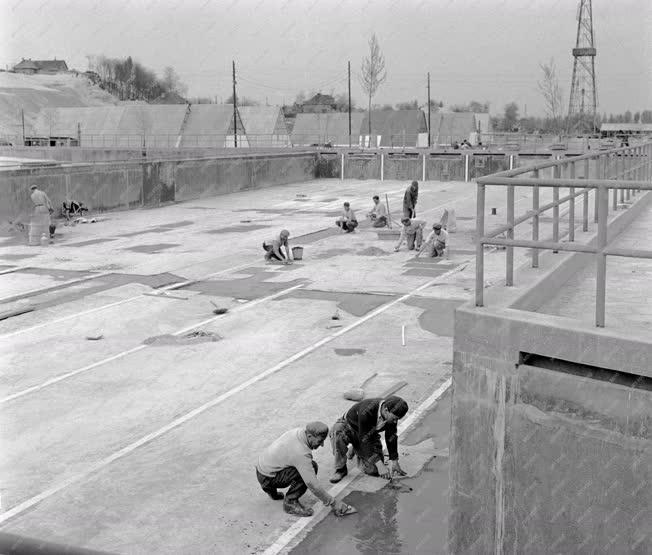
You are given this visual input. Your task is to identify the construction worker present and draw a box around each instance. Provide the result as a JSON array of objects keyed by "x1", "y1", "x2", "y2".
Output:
[
  {"x1": 394, "y1": 217, "x2": 426, "y2": 251},
  {"x1": 336, "y1": 202, "x2": 358, "y2": 232},
  {"x1": 29, "y1": 184, "x2": 54, "y2": 244},
  {"x1": 416, "y1": 223, "x2": 449, "y2": 258},
  {"x1": 329, "y1": 396, "x2": 409, "y2": 483},
  {"x1": 256, "y1": 422, "x2": 354, "y2": 517},
  {"x1": 263, "y1": 230, "x2": 293, "y2": 264},
  {"x1": 402, "y1": 181, "x2": 419, "y2": 219},
  {"x1": 367, "y1": 195, "x2": 388, "y2": 228}
]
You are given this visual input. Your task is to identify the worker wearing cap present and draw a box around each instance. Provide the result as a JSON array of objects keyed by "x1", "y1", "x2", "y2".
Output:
[
  {"x1": 330, "y1": 396, "x2": 409, "y2": 483},
  {"x1": 29, "y1": 184, "x2": 54, "y2": 243},
  {"x1": 263, "y1": 230, "x2": 293, "y2": 264},
  {"x1": 417, "y1": 223, "x2": 449, "y2": 258},
  {"x1": 394, "y1": 217, "x2": 426, "y2": 251},
  {"x1": 403, "y1": 181, "x2": 419, "y2": 219},
  {"x1": 256, "y1": 422, "x2": 353, "y2": 517}
]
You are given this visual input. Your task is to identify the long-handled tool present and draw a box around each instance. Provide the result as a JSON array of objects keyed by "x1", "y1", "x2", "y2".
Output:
[
  {"x1": 385, "y1": 193, "x2": 393, "y2": 229},
  {"x1": 343, "y1": 372, "x2": 378, "y2": 401}
]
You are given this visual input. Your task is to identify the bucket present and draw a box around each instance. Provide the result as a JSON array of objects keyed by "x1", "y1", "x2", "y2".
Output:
[{"x1": 292, "y1": 246, "x2": 304, "y2": 260}]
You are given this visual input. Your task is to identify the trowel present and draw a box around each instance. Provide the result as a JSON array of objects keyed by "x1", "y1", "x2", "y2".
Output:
[{"x1": 342, "y1": 372, "x2": 378, "y2": 401}]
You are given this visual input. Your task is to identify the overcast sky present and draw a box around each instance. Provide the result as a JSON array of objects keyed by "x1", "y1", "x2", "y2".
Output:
[{"x1": 1, "y1": 0, "x2": 650, "y2": 116}]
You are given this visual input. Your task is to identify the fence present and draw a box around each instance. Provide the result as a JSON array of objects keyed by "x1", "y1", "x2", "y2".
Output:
[{"x1": 475, "y1": 143, "x2": 652, "y2": 327}]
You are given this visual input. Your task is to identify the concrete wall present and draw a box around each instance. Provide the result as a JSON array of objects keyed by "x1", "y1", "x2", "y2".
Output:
[
  {"x1": 449, "y1": 193, "x2": 652, "y2": 554},
  {"x1": 0, "y1": 153, "x2": 320, "y2": 222}
]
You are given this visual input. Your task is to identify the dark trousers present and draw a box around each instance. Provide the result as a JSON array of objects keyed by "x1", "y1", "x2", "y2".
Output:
[
  {"x1": 330, "y1": 418, "x2": 383, "y2": 475},
  {"x1": 372, "y1": 215, "x2": 387, "y2": 228},
  {"x1": 263, "y1": 242, "x2": 285, "y2": 261},
  {"x1": 337, "y1": 220, "x2": 358, "y2": 232},
  {"x1": 256, "y1": 461, "x2": 318, "y2": 501}
]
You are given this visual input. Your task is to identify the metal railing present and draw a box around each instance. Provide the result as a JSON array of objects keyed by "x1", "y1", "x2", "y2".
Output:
[{"x1": 475, "y1": 143, "x2": 652, "y2": 327}]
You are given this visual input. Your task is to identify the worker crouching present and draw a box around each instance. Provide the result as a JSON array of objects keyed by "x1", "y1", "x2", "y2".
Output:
[
  {"x1": 256, "y1": 422, "x2": 353, "y2": 517},
  {"x1": 329, "y1": 396, "x2": 409, "y2": 483}
]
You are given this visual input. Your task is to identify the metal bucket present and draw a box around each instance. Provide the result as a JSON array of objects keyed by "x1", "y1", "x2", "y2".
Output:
[{"x1": 292, "y1": 246, "x2": 304, "y2": 260}]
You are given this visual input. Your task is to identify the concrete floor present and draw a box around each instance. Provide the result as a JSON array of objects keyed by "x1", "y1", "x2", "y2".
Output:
[{"x1": 0, "y1": 177, "x2": 569, "y2": 554}]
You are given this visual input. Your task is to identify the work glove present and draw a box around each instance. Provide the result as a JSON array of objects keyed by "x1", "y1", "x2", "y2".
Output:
[{"x1": 389, "y1": 460, "x2": 407, "y2": 478}]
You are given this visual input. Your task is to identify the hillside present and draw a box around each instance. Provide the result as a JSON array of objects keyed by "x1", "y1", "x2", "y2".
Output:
[{"x1": 0, "y1": 72, "x2": 120, "y2": 140}]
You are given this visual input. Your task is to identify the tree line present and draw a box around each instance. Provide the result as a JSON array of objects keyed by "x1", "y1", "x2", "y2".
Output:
[{"x1": 87, "y1": 55, "x2": 187, "y2": 102}]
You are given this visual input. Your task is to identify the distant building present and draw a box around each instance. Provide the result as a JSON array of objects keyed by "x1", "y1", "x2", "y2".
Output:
[
  {"x1": 301, "y1": 93, "x2": 336, "y2": 114},
  {"x1": 600, "y1": 123, "x2": 652, "y2": 138},
  {"x1": 13, "y1": 58, "x2": 69, "y2": 75}
]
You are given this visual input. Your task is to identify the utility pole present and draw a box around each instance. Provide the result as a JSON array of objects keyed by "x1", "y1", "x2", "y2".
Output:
[
  {"x1": 232, "y1": 60, "x2": 238, "y2": 148},
  {"x1": 348, "y1": 61, "x2": 352, "y2": 148},
  {"x1": 21, "y1": 109, "x2": 26, "y2": 146},
  {"x1": 427, "y1": 73, "x2": 431, "y2": 148}
]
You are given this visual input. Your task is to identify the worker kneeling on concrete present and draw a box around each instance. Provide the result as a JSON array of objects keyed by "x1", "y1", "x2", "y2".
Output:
[
  {"x1": 417, "y1": 223, "x2": 449, "y2": 258},
  {"x1": 336, "y1": 202, "x2": 358, "y2": 232},
  {"x1": 256, "y1": 422, "x2": 353, "y2": 517},
  {"x1": 367, "y1": 195, "x2": 388, "y2": 228},
  {"x1": 330, "y1": 396, "x2": 409, "y2": 483},
  {"x1": 394, "y1": 218, "x2": 426, "y2": 251},
  {"x1": 263, "y1": 229, "x2": 293, "y2": 264}
]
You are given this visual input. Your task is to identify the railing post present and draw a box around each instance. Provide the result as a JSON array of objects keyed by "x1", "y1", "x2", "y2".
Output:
[
  {"x1": 552, "y1": 164, "x2": 560, "y2": 249},
  {"x1": 619, "y1": 151, "x2": 625, "y2": 204},
  {"x1": 532, "y1": 169, "x2": 540, "y2": 268},
  {"x1": 341, "y1": 152, "x2": 345, "y2": 181},
  {"x1": 380, "y1": 152, "x2": 384, "y2": 181},
  {"x1": 475, "y1": 183, "x2": 485, "y2": 307},
  {"x1": 422, "y1": 153, "x2": 426, "y2": 181},
  {"x1": 506, "y1": 184, "x2": 514, "y2": 286},
  {"x1": 583, "y1": 158, "x2": 590, "y2": 231},
  {"x1": 594, "y1": 155, "x2": 600, "y2": 223},
  {"x1": 613, "y1": 154, "x2": 619, "y2": 209},
  {"x1": 569, "y1": 162, "x2": 575, "y2": 242},
  {"x1": 595, "y1": 185, "x2": 609, "y2": 328}
]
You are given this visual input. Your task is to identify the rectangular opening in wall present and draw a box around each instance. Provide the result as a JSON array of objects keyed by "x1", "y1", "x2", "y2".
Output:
[{"x1": 519, "y1": 352, "x2": 651, "y2": 391}]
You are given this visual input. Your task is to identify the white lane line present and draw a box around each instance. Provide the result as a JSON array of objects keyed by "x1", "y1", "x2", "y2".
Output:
[
  {"x1": 0, "y1": 284, "x2": 305, "y2": 405},
  {"x1": 263, "y1": 376, "x2": 454, "y2": 555},
  {"x1": 0, "y1": 267, "x2": 463, "y2": 525},
  {"x1": 0, "y1": 272, "x2": 113, "y2": 305},
  {"x1": 0, "y1": 260, "x2": 260, "y2": 339},
  {"x1": 0, "y1": 266, "x2": 31, "y2": 276}
]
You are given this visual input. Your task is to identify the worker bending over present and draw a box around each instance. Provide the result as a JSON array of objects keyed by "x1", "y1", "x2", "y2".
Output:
[
  {"x1": 417, "y1": 223, "x2": 449, "y2": 258},
  {"x1": 263, "y1": 229, "x2": 293, "y2": 264},
  {"x1": 330, "y1": 396, "x2": 409, "y2": 483},
  {"x1": 336, "y1": 202, "x2": 358, "y2": 233},
  {"x1": 367, "y1": 195, "x2": 388, "y2": 228},
  {"x1": 394, "y1": 217, "x2": 426, "y2": 251},
  {"x1": 29, "y1": 184, "x2": 55, "y2": 242},
  {"x1": 403, "y1": 181, "x2": 419, "y2": 219},
  {"x1": 256, "y1": 422, "x2": 352, "y2": 517}
]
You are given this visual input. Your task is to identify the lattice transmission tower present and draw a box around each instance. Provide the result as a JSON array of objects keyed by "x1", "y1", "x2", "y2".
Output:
[{"x1": 567, "y1": 0, "x2": 598, "y2": 134}]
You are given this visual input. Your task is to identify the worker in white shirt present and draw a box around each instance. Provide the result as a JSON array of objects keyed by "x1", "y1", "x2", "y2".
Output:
[
  {"x1": 367, "y1": 195, "x2": 388, "y2": 228},
  {"x1": 417, "y1": 223, "x2": 449, "y2": 258},
  {"x1": 394, "y1": 218, "x2": 426, "y2": 251}
]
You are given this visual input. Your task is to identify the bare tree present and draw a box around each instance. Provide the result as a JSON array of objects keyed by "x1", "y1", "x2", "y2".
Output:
[
  {"x1": 359, "y1": 34, "x2": 387, "y2": 137},
  {"x1": 537, "y1": 58, "x2": 563, "y2": 134}
]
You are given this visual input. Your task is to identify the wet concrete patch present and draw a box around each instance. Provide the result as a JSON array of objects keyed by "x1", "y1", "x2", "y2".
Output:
[
  {"x1": 206, "y1": 224, "x2": 271, "y2": 234},
  {"x1": 292, "y1": 395, "x2": 451, "y2": 555},
  {"x1": 68, "y1": 238, "x2": 117, "y2": 247},
  {"x1": 293, "y1": 228, "x2": 340, "y2": 244},
  {"x1": 144, "y1": 330, "x2": 221, "y2": 346},
  {"x1": 181, "y1": 271, "x2": 307, "y2": 300},
  {"x1": 320, "y1": 198, "x2": 339, "y2": 202},
  {"x1": 156, "y1": 220, "x2": 194, "y2": 229},
  {"x1": 282, "y1": 289, "x2": 394, "y2": 317},
  {"x1": 15, "y1": 267, "x2": 97, "y2": 281},
  {"x1": 334, "y1": 348, "x2": 366, "y2": 356},
  {"x1": 403, "y1": 296, "x2": 466, "y2": 337},
  {"x1": 0, "y1": 253, "x2": 37, "y2": 260},
  {"x1": 402, "y1": 267, "x2": 452, "y2": 278},
  {"x1": 357, "y1": 246, "x2": 390, "y2": 256},
  {"x1": 296, "y1": 210, "x2": 342, "y2": 216},
  {"x1": 456, "y1": 216, "x2": 475, "y2": 221},
  {"x1": 123, "y1": 243, "x2": 180, "y2": 254},
  {"x1": 184, "y1": 206, "x2": 217, "y2": 210},
  {"x1": 313, "y1": 248, "x2": 353, "y2": 260}
]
